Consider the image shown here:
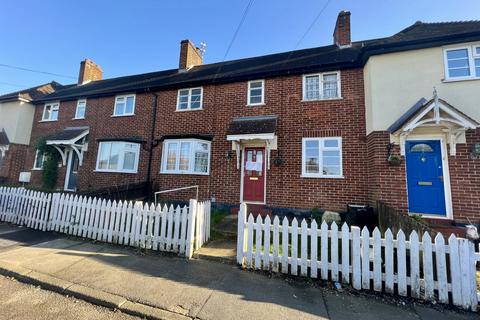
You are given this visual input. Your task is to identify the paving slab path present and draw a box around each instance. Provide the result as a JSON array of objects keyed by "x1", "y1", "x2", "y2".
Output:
[{"x1": 0, "y1": 223, "x2": 478, "y2": 320}]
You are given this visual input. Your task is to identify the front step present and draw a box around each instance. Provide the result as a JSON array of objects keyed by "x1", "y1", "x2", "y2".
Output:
[{"x1": 230, "y1": 204, "x2": 272, "y2": 218}]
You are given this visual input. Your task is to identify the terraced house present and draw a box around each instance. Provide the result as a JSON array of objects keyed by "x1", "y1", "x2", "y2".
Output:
[{"x1": 10, "y1": 12, "x2": 480, "y2": 227}]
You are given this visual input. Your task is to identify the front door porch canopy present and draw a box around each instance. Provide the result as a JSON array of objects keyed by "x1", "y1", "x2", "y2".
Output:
[
  {"x1": 226, "y1": 115, "x2": 278, "y2": 170},
  {"x1": 45, "y1": 127, "x2": 89, "y2": 166},
  {"x1": 388, "y1": 91, "x2": 479, "y2": 156}
]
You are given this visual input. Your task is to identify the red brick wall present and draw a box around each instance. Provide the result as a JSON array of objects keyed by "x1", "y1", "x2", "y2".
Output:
[
  {"x1": 366, "y1": 131, "x2": 408, "y2": 211},
  {"x1": 151, "y1": 68, "x2": 369, "y2": 212},
  {"x1": 367, "y1": 129, "x2": 480, "y2": 224},
  {"x1": 449, "y1": 128, "x2": 480, "y2": 224},
  {"x1": 0, "y1": 143, "x2": 28, "y2": 185},
  {"x1": 28, "y1": 94, "x2": 156, "y2": 191}
]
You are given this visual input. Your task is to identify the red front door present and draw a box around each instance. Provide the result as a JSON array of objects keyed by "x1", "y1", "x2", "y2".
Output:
[{"x1": 243, "y1": 148, "x2": 265, "y2": 202}]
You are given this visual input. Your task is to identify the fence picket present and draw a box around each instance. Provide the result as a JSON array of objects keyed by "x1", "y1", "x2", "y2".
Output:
[
  {"x1": 159, "y1": 205, "x2": 167, "y2": 251},
  {"x1": 384, "y1": 229, "x2": 394, "y2": 294},
  {"x1": 320, "y1": 221, "x2": 328, "y2": 280},
  {"x1": 281, "y1": 217, "x2": 289, "y2": 274},
  {"x1": 246, "y1": 214, "x2": 254, "y2": 268},
  {"x1": 300, "y1": 219, "x2": 307, "y2": 276},
  {"x1": 361, "y1": 227, "x2": 370, "y2": 290},
  {"x1": 331, "y1": 222, "x2": 339, "y2": 282},
  {"x1": 397, "y1": 230, "x2": 407, "y2": 296},
  {"x1": 351, "y1": 226, "x2": 361, "y2": 290},
  {"x1": 409, "y1": 231, "x2": 420, "y2": 298},
  {"x1": 341, "y1": 223, "x2": 349, "y2": 284},
  {"x1": 254, "y1": 215, "x2": 262, "y2": 270},
  {"x1": 124, "y1": 201, "x2": 133, "y2": 245},
  {"x1": 448, "y1": 234, "x2": 462, "y2": 306},
  {"x1": 172, "y1": 206, "x2": 181, "y2": 252},
  {"x1": 165, "y1": 205, "x2": 174, "y2": 251},
  {"x1": 272, "y1": 216, "x2": 280, "y2": 273},
  {"x1": 291, "y1": 218, "x2": 298, "y2": 276},
  {"x1": 263, "y1": 215, "x2": 271, "y2": 271},
  {"x1": 373, "y1": 228, "x2": 382, "y2": 292},
  {"x1": 434, "y1": 234, "x2": 448, "y2": 303},
  {"x1": 82, "y1": 197, "x2": 92, "y2": 238},
  {"x1": 311, "y1": 220, "x2": 318, "y2": 279},
  {"x1": 422, "y1": 232, "x2": 434, "y2": 300},
  {"x1": 146, "y1": 204, "x2": 155, "y2": 250},
  {"x1": 179, "y1": 206, "x2": 188, "y2": 254},
  {"x1": 459, "y1": 239, "x2": 471, "y2": 309},
  {"x1": 112, "y1": 201, "x2": 122, "y2": 243}
]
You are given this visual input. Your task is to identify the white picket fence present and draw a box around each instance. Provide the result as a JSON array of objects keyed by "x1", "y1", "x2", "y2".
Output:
[
  {"x1": 0, "y1": 187, "x2": 210, "y2": 258},
  {"x1": 236, "y1": 203, "x2": 480, "y2": 311}
]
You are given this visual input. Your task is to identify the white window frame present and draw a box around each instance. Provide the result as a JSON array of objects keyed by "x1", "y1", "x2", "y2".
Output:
[
  {"x1": 160, "y1": 139, "x2": 211, "y2": 175},
  {"x1": 302, "y1": 71, "x2": 341, "y2": 101},
  {"x1": 247, "y1": 80, "x2": 265, "y2": 106},
  {"x1": 443, "y1": 44, "x2": 480, "y2": 81},
  {"x1": 176, "y1": 87, "x2": 203, "y2": 111},
  {"x1": 41, "y1": 102, "x2": 60, "y2": 121},
  {"x1": 33, "y1": 150, "x2": 46, "y2": 170},
  {"x1": 113, "y1": 94, "x2": 136, "y2": 117},
  {"x1": 74, "y1": 99, "x2": 87, "y2": 119},
  {"x1": 95, "y1": 141, "x2": 140, "y2": 173},
  {"x1": 301, "y1": 137, "x2": 343, "y2": 178}
]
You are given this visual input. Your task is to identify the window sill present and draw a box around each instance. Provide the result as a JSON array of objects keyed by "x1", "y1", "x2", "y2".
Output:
[
  {"x1": 111, "y1": 114, "x2": 135, "y2": 118},
  {"x1": 301, "y1": 97, "x2": 343, "y2": 103},
  {"x1": 246, "y1": 103, "x2": 265, "y2": 107},
  {"x1": 94, "y1": 169, "x2": 138, "y2": 174},
  {"x1": 72, "y1": 117, "x2": 85, "y2": 120},
  {"x1": 39, "y1": 119, "x2": 58, "y2": 123},
  {"x1": 300, "y1": 174, "x2": 344, "y2": 179},
  {"x1": 175, "y1": 108, "x2": 203, "y2": 112},
  {"x1": 32, "y1": 168, "x2": 43, "y2": 171},
  {"x1": 160, "y1": 171, "x2": 209, "y2": 176},
  {"x1": 442, "y1": 77, "x2": 480, "y2": 83}
]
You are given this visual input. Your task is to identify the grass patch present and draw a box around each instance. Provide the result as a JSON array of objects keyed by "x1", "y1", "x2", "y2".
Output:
[{"x1": 211, "y1": 209, "x2": 229, "y2": 226}]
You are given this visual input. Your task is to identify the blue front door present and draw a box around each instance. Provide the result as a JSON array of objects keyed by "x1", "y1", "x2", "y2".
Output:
[{"x1": 405, "y1": 140, "x2": 446, "y2": 215}]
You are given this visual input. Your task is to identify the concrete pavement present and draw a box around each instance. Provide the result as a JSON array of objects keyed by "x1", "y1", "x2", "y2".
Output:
[
  {"x1": 0, "y1": 275, "x2": 138, "y2": 320},
  {"x1": 0, "y1": 223, "x2": 477, "y2": 320}
]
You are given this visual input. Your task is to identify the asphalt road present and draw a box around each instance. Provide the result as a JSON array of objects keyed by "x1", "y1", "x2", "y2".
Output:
[{"x1": 0, "y1": 275, "x2": 138, "y2": 320}]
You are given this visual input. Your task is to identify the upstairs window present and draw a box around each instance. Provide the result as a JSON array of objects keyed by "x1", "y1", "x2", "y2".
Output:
[
  {"x1": 42, "y1": 102, "x2": 59, "y2": 121},
  {"x1": 247, "y1": 80, "x2": 264, "y2": 105},
  {"x1": 161, "y1": 139, "x2": 211, "y2": 174},
  {"x1": 75, "y1": 99, "x2": 86, "y2": 119},
  {"x1": 113, "y1": 94, "x2": 135, "y2": 116},
  {"x1": 33, "y1": 150, "x2": 46, "y2": 170},
  {"x1": 444, "y1": 45, "x2": 480, "y2": 80},
  {"x1": 96, "y1": 141, "x2": 140, "y2": 173},
  {"x1": 302, "y1": 137, "x2": 342, "y2": 178},
  {"x1": 303, "y1": 72, "x2": 341, "y2": 101},
  {"x1": 177, "y1": 87, "x2": 203, "y2": 111}
]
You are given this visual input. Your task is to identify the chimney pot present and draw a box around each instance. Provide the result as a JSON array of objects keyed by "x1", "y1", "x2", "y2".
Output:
[
  {"x1": 78, "y1": 59, "x2": 103, "y2": 84},
  {"x1": 179, "y1": 40, "x2": 203, "y2": 70},
  {"x1": 333, "y1": 10, "x2": 351, "y2": 48}
]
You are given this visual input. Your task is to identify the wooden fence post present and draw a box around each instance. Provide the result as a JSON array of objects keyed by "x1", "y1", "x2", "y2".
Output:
[
  {"x1": 236, "y1": 202, "x2": 247, "y2": 266},
  {"x1": 185, "y1": 199, "x2": 197, "y2": 259}
]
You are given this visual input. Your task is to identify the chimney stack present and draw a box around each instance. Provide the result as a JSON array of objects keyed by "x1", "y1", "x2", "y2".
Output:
[
  {"x1": 78, "y1": 59, "x2": 103, "y2": 84},
  {"x1": 333, "y1": 11, "x2": 351, "y2": 48},
  {"x1": 179, "y1": 40, "x2": 203, "y2": 70}
]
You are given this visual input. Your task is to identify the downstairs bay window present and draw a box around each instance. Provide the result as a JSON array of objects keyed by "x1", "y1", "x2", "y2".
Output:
[
  {"x1": 161, "y1": 139, "x2": 211, "y2": 175},
  {"x1": 301, "y1": 137, "x2": 343, "y2": 178},
  {"x1": 96, "y1": 141, "x2": 140, "y2": 173}
]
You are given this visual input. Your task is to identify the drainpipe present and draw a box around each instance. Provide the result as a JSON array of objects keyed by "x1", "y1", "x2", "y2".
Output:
[{"x1": 145, "y1": 89, "x2": 160, "y2": 200}]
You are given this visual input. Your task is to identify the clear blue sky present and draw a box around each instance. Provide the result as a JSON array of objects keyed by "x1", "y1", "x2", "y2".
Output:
[{"x1": 1, "y1": 0, "x2": 479, "y2": 94}]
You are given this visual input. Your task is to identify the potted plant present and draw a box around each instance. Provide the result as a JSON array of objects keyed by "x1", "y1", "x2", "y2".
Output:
[{"x1": 387, "y1": 154, "x2": 401, "y2": 166}]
